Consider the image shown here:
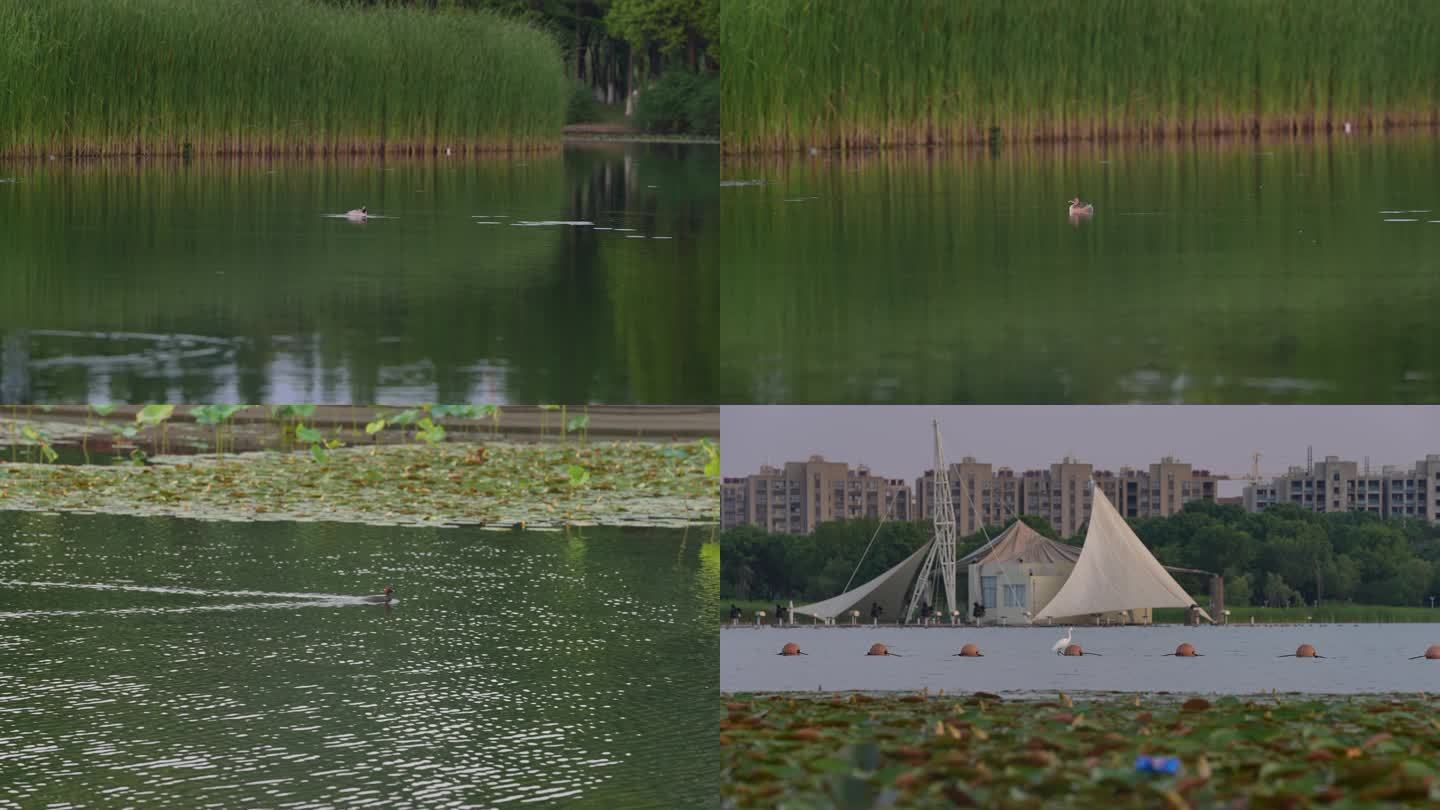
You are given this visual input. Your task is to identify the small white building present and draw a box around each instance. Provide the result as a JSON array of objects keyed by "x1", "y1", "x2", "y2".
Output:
[{"x1": 964, "y1": 520, "x2": 1149, "y2": 626}]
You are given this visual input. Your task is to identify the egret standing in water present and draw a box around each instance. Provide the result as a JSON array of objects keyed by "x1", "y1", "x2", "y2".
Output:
[{"x1": 1051, "y1": 627, "x2": 1074, "y2": 655}]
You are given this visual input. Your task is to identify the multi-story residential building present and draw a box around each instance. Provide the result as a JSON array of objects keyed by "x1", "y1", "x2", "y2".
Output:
[
  {"x1": 1244, "y1": 454, "x2": 1440, "y2": 524},
  {"x1": 1385, "y1": 455, "x2": 1440, "y2": 521},
  {"x1": 1095, "y1": 457, "x2": 1218, "y2": 520},
  {"x1": 1024, "y1": 458, "x2": 1094, "y2": 538},
  {"x1": 917, "y1": 456, "x2": 1217, "y2": 538},
  {"x1": 725, "y1": 451, "x2": 1440, "y2": 535},
  {"x1": 914, "y1": 458, "x2": 1022, "y2": 536},
  {"x1": 720, "y1": 456, "x2": 913, "y2": 534}
]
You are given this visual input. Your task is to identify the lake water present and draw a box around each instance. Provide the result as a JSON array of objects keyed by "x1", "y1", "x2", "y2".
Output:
[
  {"x1": 0, "y1": 511, "x2": 718, "y2": 808},
  {"x1": 722, "y1": 625, "x2": 1440, "y2": 695},
  {"x1": 0, "y1": 142, "x2": 718, "y2": 404},
  {"x1": 720, "y1": 136, "x2": 1440, "y2": 403}
]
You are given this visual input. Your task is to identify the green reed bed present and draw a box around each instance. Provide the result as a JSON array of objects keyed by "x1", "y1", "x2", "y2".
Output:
[
  {"x1": 721, "y1": 0, "x2": 1440, "y2": 154},
  {"x1": 0, "y1": 0, "x2": 568, "y2": 157}
]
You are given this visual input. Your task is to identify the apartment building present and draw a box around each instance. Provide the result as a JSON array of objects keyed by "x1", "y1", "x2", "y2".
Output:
[
  {"x1": 1095, "y1": 458, "x2": 1219, "y2": 520},
  {"x1": 1244, "y1": 454, "x2": 1440, "y2": 524},
  {"x1": 914, "y1": 458, "x2": 1022, "y2": 536},
  {"x1": 720, "y1": 456, "x2": 913, "y2": 534},
  {"x1": 917, "y1": 455, "x2": 1217, "y2": 538}
]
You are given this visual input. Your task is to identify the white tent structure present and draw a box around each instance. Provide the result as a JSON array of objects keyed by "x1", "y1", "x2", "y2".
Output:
[
  {"x1": 790, "y1": 539, "x2": 934, "y2": 623},
  {"x1": 794, "y1": 420, "x2": 958, "y2": 624},
  {"x1": 1035, "y1": 480, "x2": 1213, "y2": 624},
  {"x1": 793, "y1": 432, "x2": 1214, "y2": 627},
  {"x1": 963, "y1": 520, "x2": 1085, "y2": 626}
]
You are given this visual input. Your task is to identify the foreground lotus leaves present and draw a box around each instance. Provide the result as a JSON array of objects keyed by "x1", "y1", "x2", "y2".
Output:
[
  {"x1": 720, "y1": 693, "x2": 1440, "y2": 807},
  {"x1": 0, "y1": 441, "x2": 716, "y2": 529}
]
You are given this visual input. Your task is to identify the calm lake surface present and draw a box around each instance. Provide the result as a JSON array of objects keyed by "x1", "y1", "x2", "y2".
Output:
[
  {"x1": 721, "y1": 137, "x2": 1440, "y2": 403},
  {"x1": 722, "y1": 625, "x2": 1440, "y2": 695},
  {"x1": 0, "y1": 511, "x2": 718, "y2": 807},
  {"x1": 0, "y1": 142, "x2": 717, "y2": 404}
]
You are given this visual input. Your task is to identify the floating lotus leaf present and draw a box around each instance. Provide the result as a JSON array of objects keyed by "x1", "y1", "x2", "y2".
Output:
[
  {"x1": 720, "y1": 692, "x2": 1440, "y2": 807},
  {"x1": 0, "y1": 441, "x2": 716, "y2": 529}
]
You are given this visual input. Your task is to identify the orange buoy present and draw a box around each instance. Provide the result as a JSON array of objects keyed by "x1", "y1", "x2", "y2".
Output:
[
  {"x1": 779, "y1": 642, "x2": 803, "y2": 656},
  {"x1": 867, "y1": 643, "x2": 889, "y2": 656},
  {"x1": 958, "y1": 643, "x2": 982, "y2": 657},
  {"x1": 1175, "y1": 643, "x2": 1197, "y2": 657},
  {"x1": 1427, "y1": 645, "x2": 1440, "y2": 660},
  {"x1": 1062, "y1": 644, "x2": 1083, "y2": 657},
  {"x1": 1296, "y1": 644, "x2": 1317, "y2": 658}
]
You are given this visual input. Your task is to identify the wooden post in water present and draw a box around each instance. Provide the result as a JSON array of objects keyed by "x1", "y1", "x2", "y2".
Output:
[{"x1": 1210, "y1": 575, "x2": 1225, "y2": 623}]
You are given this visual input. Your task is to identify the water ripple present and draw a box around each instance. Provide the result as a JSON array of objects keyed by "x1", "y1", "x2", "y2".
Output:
[{"x1": 0, "y1": 511, "x2": 716, "y2": 807}]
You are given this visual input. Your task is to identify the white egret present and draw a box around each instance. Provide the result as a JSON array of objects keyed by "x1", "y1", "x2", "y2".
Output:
[{"x1": 1051, "y1": 627, "x2": 1074, "y2": 655}]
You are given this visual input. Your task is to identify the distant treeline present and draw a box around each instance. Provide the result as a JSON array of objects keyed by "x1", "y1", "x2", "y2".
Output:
[
  {"x1": 721, "y1": 0, "x2": 1440, "y2": 153},
  {"x1": 324, "y1": 1, "x2": 718, "y2": 100},
  {"x1": 0, "y1": 0, "x2": 569, "y2": 157},
  {"x1": 325, "y1": 0, "x2": 719, "y2": 135},
  {"x1": 722, "y1": 502, "x2": 1440, "y2": 608}
]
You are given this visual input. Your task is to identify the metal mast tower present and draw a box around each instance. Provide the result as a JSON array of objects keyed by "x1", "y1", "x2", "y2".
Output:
[{"x1": 906, "y1": 420, "x2": 958, "y2": 622}]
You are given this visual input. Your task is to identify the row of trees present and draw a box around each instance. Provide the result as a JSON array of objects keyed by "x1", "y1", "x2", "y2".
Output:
[
  {"x1": 721, "y1": 502, "x2": 1440, "y2": 608},
  {"x1": 328, "y1": 0, "x2": 718, "y2": 103}
]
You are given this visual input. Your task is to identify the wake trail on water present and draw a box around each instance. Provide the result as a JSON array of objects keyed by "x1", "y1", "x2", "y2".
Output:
[
  {"x1": 0, "y1": 580, "x2": 353, "y2": 600},
  {"x1": 0, "y1": 599, "x2": 368, "y2": 620}
]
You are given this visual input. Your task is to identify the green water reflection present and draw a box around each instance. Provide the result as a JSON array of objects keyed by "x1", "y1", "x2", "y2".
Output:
[
  {"x1": 0, "y1": 142, "x2": 717, "y2": 404},
  {"x1": 0, "y1": 511, "x2": 718, "y2": 807},
  {"x1": 720, "y1": 138, "x2": 1440, "y2": 403}
]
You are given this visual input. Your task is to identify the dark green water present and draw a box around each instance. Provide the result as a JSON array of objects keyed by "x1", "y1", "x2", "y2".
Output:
[
  {"x1": 0, "y1": 142, "x2": 717, "y2": 404},
  {"x1": 0, "y1": 511, "x2": 718, "y2": 807},
  {"x1": 720, "y1": 137, "x2": 1440, "y2": 403}
]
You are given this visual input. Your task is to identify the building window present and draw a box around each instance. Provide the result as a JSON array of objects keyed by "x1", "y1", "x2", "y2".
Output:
[
  {"x1": 1003, "y1": 584, "x2": 1027, "y2": 608},
  {"x1": 981, "y1": 576, "x2": 998, "y2": 609}
]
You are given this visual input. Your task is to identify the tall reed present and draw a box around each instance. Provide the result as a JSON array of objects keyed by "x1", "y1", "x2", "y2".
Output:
[
  {"x1": 0, "y1": 0, "x2": 568, "y2": 157},
  {"x1": 720, "y1": 0, "x2": 1440, "y2": 153}
]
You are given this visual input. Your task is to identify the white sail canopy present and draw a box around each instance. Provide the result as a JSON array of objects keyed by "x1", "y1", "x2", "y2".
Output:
[
  {"x1": 1035, "y1": 484, "x2": 1212, "y2": 621},
  {"x1": 794, "y1": 539, "x2": 934, "y2": 621}
]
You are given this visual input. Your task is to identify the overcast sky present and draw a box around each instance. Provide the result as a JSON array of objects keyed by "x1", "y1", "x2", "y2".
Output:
[{"x1": 721, "y1": 406, "x2": 1440, "y2": 483}]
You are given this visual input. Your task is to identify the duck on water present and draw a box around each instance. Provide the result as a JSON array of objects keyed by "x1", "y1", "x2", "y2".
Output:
[
  {"x1": 346, "y1": 206, "x2": 368, "y2": 220},
  {"x1": 360, "y1": 586, "x2": 394, "y2": 604},
  {"x1": 1068, "y1": 198, "x2": 1094, "y2": 216}
]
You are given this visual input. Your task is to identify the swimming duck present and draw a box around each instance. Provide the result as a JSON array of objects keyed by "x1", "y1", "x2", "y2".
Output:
[
  {"x1": 346, "y1": 206, "x2": 368, "y2": 220},
  {"x1": 1068, "y1": 198, "x2": 1094, "y2": 216},
  {"x1": 360, "y1": 586, "x2": 394, "y2": 604}
]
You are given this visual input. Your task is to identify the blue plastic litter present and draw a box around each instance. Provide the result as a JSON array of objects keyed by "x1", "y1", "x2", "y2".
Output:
[{"x1": 1134, "y1": 755, "x2": 1181, "y2": 775}]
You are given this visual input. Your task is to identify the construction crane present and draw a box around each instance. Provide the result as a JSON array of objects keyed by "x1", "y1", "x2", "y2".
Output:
[{"x1": 1209, "y1": 452, "x2": 1275, "y2": 484}]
